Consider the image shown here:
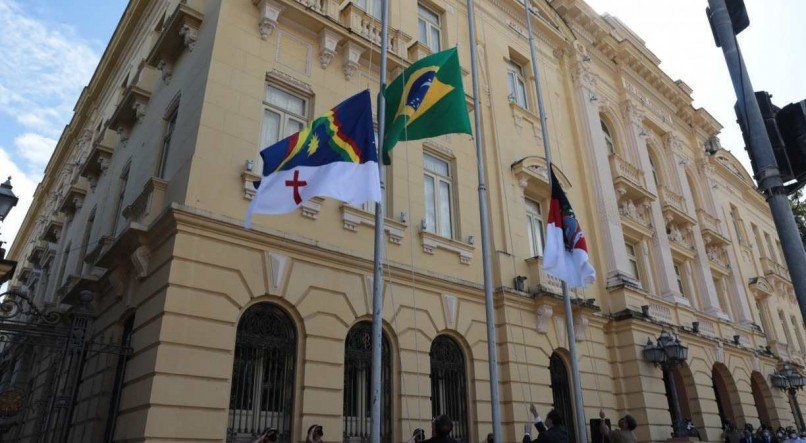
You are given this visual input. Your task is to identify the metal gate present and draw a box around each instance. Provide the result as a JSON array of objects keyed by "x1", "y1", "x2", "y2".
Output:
[{"x1": 0, "y1": 290, "x2": 131, "y2": 442}]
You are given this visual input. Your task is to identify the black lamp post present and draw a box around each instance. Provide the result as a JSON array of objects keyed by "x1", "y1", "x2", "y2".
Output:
[
  {"x1": 0, "y1": 177, "x2": 19, "y2": 262},
  {"x1": 771, "y1": 364, "x2": 806, "y2": 431},
  {"x1": 644, "y1": 330, "x2": 689, "y2": 438}
]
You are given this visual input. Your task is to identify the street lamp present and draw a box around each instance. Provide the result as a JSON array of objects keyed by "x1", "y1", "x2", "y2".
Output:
[
  {"x1": 771, "y1": 364, "x2": 806, "y2": 431},
  {"x1": 644, "y1": 330, "x2": 689, "y2": 438},
  {"x1": 0, "y1": 177, "x2": 19, "y2": 223}
]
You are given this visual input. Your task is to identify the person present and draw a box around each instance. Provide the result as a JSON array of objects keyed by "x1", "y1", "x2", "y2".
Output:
[
  {"x1": 306, "y1": 424, "x2": 323, "y2": 443},
  {"x1": 252, "y1": 428, "x2": 278, "y2": 443},
  {"x1": 523, "y1": 404, "x2": 569, "y2": 443},
  {"x1": 423, "y1": 415, "x2": 458, "y2": 443},
  {"x1": 755, "y1": 428, "x2": 774, "y2": 443},
  {"x1": 784, "y1": 429, "x2": 800, "y2": 443},
  {"x1": 486, "y1": 433, "x2": 494, "y2": 443},
  {"x1": 597, "y1": 410, "x2": 637, "y2": 443}
]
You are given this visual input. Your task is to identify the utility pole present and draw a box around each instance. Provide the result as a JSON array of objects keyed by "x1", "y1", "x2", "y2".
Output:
[{"x1": 707, "y1": 0, "x2": 806, "y2": 323}]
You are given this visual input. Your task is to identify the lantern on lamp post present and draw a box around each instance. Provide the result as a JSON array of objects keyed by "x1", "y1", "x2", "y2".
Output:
[{"x1": 644, "y1": 330, "x2": 690, "y2": 438}]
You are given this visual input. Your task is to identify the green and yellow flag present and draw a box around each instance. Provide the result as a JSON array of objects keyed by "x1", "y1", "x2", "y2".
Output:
[{"x1": 382, "y1": 47, "x2": 471, "y2": 164}]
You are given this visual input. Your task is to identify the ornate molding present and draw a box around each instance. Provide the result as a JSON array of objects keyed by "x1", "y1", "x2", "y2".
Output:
[
  {"x1": 442, "y1": 294, "x2": 458, "y2": 330},
  {"x1": 318, "y1": 28, "x2": 340, "y2": 70},
  {"x1": 535, "y1": 304, "x2": 553, "y2": 334},
  {"x1": 342, "y1": 41, "x2": 365, "y2": 80},
  {"x1": 254, "y1": 0, "x2": 284, "y2": 40},
  {"x1": 419, "y1": 231, "x2": 473, "y2": 265},
  {"x1": 573, "y1": 313, "x2": 589, "y2": 342},
  {"x1": 300, "y1": 197, "x2": 323, "y2": 219},
  {"x1": 340, "y1": 205, "x2": 406, "y2": 245},
  {"x1": 663, "y1": 132, "x2": 684, "y2": 152},
  {"x1": 131, "y1": 245, "x2": 150, "y2": 279}
]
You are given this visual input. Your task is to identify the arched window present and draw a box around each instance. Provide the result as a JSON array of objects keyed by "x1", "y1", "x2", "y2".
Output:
[
  {"x1": 600, "y1": 118, "x2": 616, "y2": 155},
  {"x1": 430, "y1": 335, "x2": 470, "y2": 443},
  {"x1": 648, "y1": 152, "x2": 660, "y2": 187},
  {"x1": 751, "y1": 372, "x2": 778, "y2": 428},
  {"x1": 549, "y1": 352, "x2": 576, "y2": 443},
  {"x1": 228, "y1": 303, "x2": 297, "y2": 442},
  {"x1": 343, "y1": 322, "x2": 392, "y2": 443},
  {"x1": 712, "y1": 364, "x2": 739, "y2": 429},
  {"x1": 103, "y1": 314, "x2": 135, "y2": 441}
]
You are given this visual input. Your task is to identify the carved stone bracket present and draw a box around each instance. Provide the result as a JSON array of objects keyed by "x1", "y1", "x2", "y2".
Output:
[
  {"x1": 342, "y1": 41, "x2": 365, "y2": 80},
  {"x1": 573, "y1": 313, "x2": 589, "y2": 341},
  {"x1": 420, "y1": 231, "x2": 473, "y2": 265},
  {"x1": 318, "y1": 28, "x2": 341, "y2": 70},
  {"x1": 341, "y1": 205, "x2": 406, "y2": 245},
  {"x1": 442, "y1": 294, "x2": 458, "y2": 330},
  {"x1": 300, "y1": 197, "x2": 323, "y2": 219},
  {"x1": 663, "y1": 132, "x2": 684, "y2": 152},
  {"x1": 130, "y1": 245, "x2": 150, "y2": 279},
  {"x1": 535, "y1": 304, "x2": 553, "y2": 334},
  {"x1": 254, "y1": 0, "x2": 285, "y2": 40}
]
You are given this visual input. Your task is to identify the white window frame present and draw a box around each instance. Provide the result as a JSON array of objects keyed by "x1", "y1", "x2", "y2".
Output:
[
  {"x1": 157, "y1": 107, "x2": 178, "y2": 179},
  {"x1": 600, "y1": 119, "x2": 616, "y2": 155},
  {"x1": 506, "y1": 60, "x2": 528, "y2": 109},
  {"x1": 423, "y1": 152, "x2": 455, "y2": 239},
  {"x1": 354, "y1": 0, "x2": 382, "y2": 19},
  {"x1": 259, "y1": 85, "x2": 309, "y2": 172},
  {"x1": 625, "y1": 242, "x2": 641, "y2": 283},
  {"x1": 525, "y1": 199, "x2": 544, "y2": 257},
  {"x1": 418, "y1": 4, "x2": 442, "y2": 53}
]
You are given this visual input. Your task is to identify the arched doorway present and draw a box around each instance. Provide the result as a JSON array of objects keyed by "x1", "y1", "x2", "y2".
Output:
[
  {"x1": 549, "y1": 352, "x2": 576, "y2": 442},
  {"x1": 430, "y1": 335, "x2": 470, "y2": 443},
  {"x1": 751, "y1": 371, "x2": 779, "y2": 428},
  {"x1": 228, "y1": 303, "x2": 297, "y2": 442},
  {"x1": 713, "y1": 363, "x2": 742, "y2": 428},
  {"x1": 661, "y1": 363, "x2": 703, "y2": 438},
  {"x1": 342, "y1": 322, "x2": 392, "y2": 443}
]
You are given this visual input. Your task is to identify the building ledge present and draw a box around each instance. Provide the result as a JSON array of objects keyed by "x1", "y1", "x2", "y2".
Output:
[
  {"x1": 122, "y1": 177, "x2": 169, "y2": 227},
  {"x1": 79, "y1": 127, "x2": 117, "y2": 186},
  {"x1": 340, "y1": 205, "x2": 407, "y2": 246},
  {"x1": 57, "y1": 180, "x2": 89, "y2": 217},
  {"x1": 419, "y1": 231, "x2": 473, "y2": 265},
  {"x1": 146, "y1": 3, "x2": 203, "y2": 81}
]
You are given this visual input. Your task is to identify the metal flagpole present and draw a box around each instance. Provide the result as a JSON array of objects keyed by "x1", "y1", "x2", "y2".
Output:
[
  {"x1": 370, "y1": 0, "x2": 390, "y2": 441},
  {"x1": 521, "y1": 1, "x2": 588, "y2": 441},
  {"x1": 465, "y1": 1, "x2": 503, "y2": 441}
]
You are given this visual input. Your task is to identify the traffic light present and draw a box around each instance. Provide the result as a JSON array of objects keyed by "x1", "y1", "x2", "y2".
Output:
[
  {"x1": 777, "y1": 100, "x2": 806, "y2": 183},
  {"x1": 707, "y1": 0, "x2": 749, "y2": 47},
  {"x1": 735, "y1": 92, "x2": 806, "y2": 188}
]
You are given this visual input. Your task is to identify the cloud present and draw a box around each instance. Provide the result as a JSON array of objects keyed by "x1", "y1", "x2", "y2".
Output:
[
  {"x1": 0, "y1": 146, "x2": 40, "y2": 251},
  {"x1": 14, "y1": 133, "x2": 57, "y2": 166},
  {"x1": 0, "y1": 0, "x2": 99, "y2": 139}
]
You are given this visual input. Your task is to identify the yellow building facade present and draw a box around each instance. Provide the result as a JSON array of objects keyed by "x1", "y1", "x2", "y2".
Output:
[{"x1": 3, "y1": 0, "x2": 806, "y2": 442}]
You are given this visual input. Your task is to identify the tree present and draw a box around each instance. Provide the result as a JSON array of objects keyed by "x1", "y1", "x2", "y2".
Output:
[{"x1": 789, "y1": 189, "x2": 806, "y2": 247}]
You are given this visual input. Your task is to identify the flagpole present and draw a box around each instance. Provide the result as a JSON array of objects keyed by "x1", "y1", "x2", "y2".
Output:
[
  {"x1": 370, "y1": 0, "x2": 390, "y2": 441},
  {"x1": 465, "y1": 1, "x2": 504, "y2": 442},
  {"x1": 522, "y1": 1, "x2": 588, "y2": 441}
]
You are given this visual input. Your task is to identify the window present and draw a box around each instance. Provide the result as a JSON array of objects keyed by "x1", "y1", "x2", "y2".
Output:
[
  {"x1": 779, "y1": 310, "x2": 795, "y2": 349},
  {"x1": 752, "y1": 224, "x2": 765, "y2": 256},
  {"x1": 600, "y1": 119, "x2": 615, "y2": 155},
  {"x1": 56, "y1": 242, "x2": 71, "y2": 290},
  {"x1": 418, "y1": 4, "x2": 441, "y2": 53},
  {"x1": 674, "y1": 263, "x2": 686, "y2": 298},
  {"x1": 423, "y1": 153, "x2": 454, "y2": 238},
  {"x1": 526, "y1": 199, "x2": 544, "y2": 257},
  {"x1": 625, "y1": 242, "x2": 641, "y2": 283},
  {"x1": 228, "y1": 303, "x2": 297, "y2": 442},
  {"x1": 157, "y1": 107, "x2": 178, "y2": 179},
  {"x1": 260, "y1": 85, "x2": 308, "y2": 171},
  {"x1": 78, "y1": 209, "x2": 96, "y2": 275},
  {"x1": 111, "y1": 168, "x2": 130, "y2": 237},
  {"x1": 764, "y1": 233, "x2": 776, "y2": 262},
  {"x1": 431, "y1": 335, "x2": 470, "y2": 443},
  {"x1": 343, "y1": 322, "x2": 391, "y2": 443},
  {"x1": 791, "y1": 316, "x2": 806, "y2": 354},
  {"x1": 506, "y1": 60, "x2": 528, "y2": 109},
  {"x1": 730, "y1": 206, "x2": 744, "y2": 244},
  {"x1": 354, "y1": 0, "x2": 382, "y2": 19},
  {"x1": 648, "y1": 154, "x2": 660, "y2": 187}
]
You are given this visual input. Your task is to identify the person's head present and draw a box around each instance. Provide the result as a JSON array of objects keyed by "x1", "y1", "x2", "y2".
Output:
[
  {"x1": 413, "y1": 428, "x2": 425, "y2": 442},
  {"x1": 617, "y1": 414, "x2": 637, "y2": 431},
  {"x1": 306, "y1": 424, "x2": 324, "y2": 442},
  {"x1": 545, "y1": 409, "x2": 563, "y2": 429},
  {"x1": 486, "y1": 432, "x2": 494, "y2": 443},
  {"x1": 432, "y1": 415, "x2": 453, "y2": 438},
  {"x1": 265, "y1": 428, "x2": 278, "y2": 442}
]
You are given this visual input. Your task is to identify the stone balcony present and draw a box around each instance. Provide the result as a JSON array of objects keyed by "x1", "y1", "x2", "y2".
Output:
[
  {"x1": 697, "y1": 208, "x2": 730, "y2": 246},
  {"x1": 40, "y1": 214, "x2": 66, "y2": 243},
  {"x1": 146, "y1": 3, "x2": 203, "y2": 81},
  {"x1": 122, "y1": 177, "x2": 169, "y2": 228},
  {"x1": 56, "y1": 179, "x2": 90, "y2": 217},
  {"x1": 79, "y1": 126, "x2": 117, "y2": 187},
  {"x1": 658, "y1": 185, "x2": 695, "y2": 225},
  {"x1": 760, "y1": 256, "x2": 790, "y2": 282},
  {"x1": 609, "y1": 154, "x2": 654, "y2": 202},
  {"x1": 338, "y1": 2, "x2": 411, "y2": 59}
]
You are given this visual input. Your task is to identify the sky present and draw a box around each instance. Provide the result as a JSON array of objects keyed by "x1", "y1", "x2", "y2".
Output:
[{"x1": 0, "y1": 0, "x2": 803, "y2": 253}]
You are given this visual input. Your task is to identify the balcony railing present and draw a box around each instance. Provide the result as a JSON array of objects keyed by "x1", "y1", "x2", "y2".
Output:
[
  {"x1": 339, "y1": 2, "x2": 411, "y2": 58},
  {"x1": 697, "y1": 209, "x2": 729, "y2": 245},
  {"x1": 122, "y1": 177, "x2": 169, "y2": 227},
  {"x1": 760, "y1": 256, "x2": 790, "y2": 281},
  {"x1": 610, "y1": 155, "x2": 653, "y2": 202}
]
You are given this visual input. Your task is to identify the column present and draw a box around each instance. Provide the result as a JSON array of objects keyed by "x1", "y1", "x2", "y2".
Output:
[
  {"x1": 666, "y1": 133, "x2": 727, "y2": 319},
  {"x1": 621, "y1": 100, "x2": 686, "y2": 303},
  {"x1": 567, "y1": 43, "x2": 635, "y2": 287}
]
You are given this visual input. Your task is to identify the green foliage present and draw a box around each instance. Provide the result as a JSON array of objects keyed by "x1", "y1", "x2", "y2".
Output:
[{"x1": 789, "y1": 190, "x2": 806, "y2": 247}]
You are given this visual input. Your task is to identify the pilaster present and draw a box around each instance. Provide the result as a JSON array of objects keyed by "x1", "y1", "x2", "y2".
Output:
[{"x1": 568, "y1": 43, "x2": 635, "y2": 288}]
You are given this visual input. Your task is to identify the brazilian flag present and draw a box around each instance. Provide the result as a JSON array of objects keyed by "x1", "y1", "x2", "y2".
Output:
[{"x1": 382, "y1": 47, "x2": 471, "y2": 164}]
